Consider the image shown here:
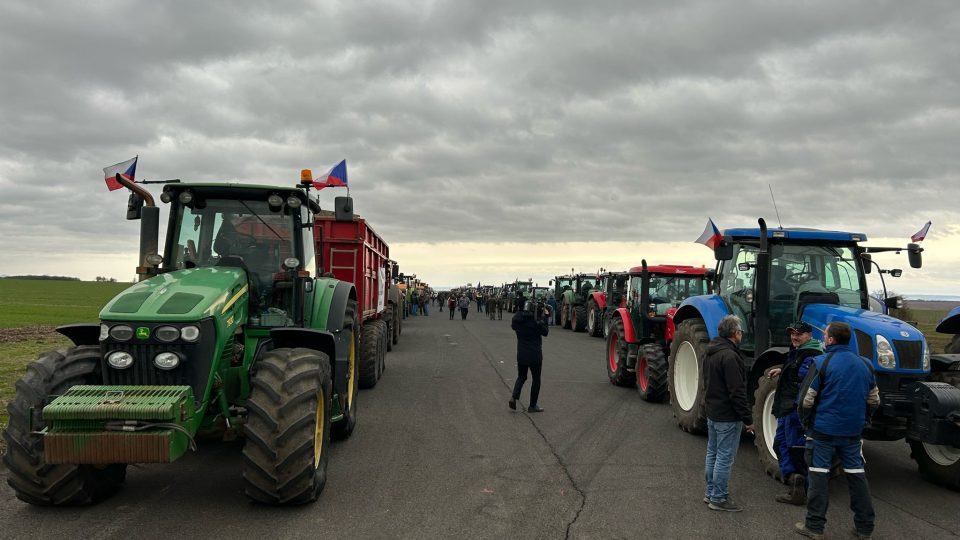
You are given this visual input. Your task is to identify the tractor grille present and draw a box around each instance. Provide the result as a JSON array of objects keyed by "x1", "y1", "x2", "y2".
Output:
[
  {"x1": 855, "y1": 330, "x2": 873, "y2": 359},
  {"x1": 893, "y1": 339, "x2": 922, "y2": 370},
  {"x1": 100, "y1": 319, "x2": 216, "y2": 402}
]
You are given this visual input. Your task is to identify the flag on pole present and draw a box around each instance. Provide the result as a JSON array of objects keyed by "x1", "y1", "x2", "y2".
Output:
[
  {"x1": 911, "y1": 221, "x2": 932, "y2": 242},
  {"x1": 312, "y1": 159, "x2": 348, "y2": 190},
  {"x1": 103, "y1": 156, "x2": 138, "y2": 191},
  {"x1": 695, "y1": 218, "x2": 723, "y2": 249}
]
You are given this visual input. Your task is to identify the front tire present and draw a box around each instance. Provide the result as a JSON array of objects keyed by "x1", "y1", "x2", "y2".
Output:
[
  {"x1": 752, "y1": 367, "x2": 784, "y2": 481},
  {"x1": 572, "y1": 304, "x2": 588, "y2": 333},
  {"x1": 243, "y1": 348, "x2": 333, "y2": 504},
  {"x1": 3, "y1": 345, "x2": 127, "y2": 505},
  {"x1": 637, "y1": 343, "x2": 669, "y2": 402},
  {"x1": 587, "y1": 301, "x2": 602, "y2": 337},
  {"x1": 332, "y1": 301, "x2": 359, "y2": 440},
  {"x1": 668, "y1": 318, "x2": 709, "y2": 433},
  {"x1": 606, "y1": 317, "x2": 636, "y2": 387}
]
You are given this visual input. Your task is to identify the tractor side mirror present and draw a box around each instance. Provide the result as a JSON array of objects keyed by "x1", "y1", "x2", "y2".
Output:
[
  {"x1": 714, "y1": 241, "x2": 733, "y2": 261},
  {"x1": 885, "y1": 296, "x2": 904, "y2": 310},
  {"x1": 334, "y1": 196, "x2": 354, "y2": 221},
  {"x1": 889, "y1": 269, "x2": 903, "y2": 278},
  {"x1": 907, "y1": 243, "x2": 922, "y2": 269},
  {"x1": 861, "y1": 253, "x2": 872, "y2": 274},
  {"x1": 126, "y1": 192, "x2": 144, "y2": 220}
]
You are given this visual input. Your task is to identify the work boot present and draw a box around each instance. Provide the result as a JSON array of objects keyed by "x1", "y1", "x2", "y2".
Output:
[
  {"x1": 508, "y1": 398, "x2": 516, "y2": 410},
  {"x1": 776, "y1": 474, "x2": 807, "y2": 505},
  {"x1": 527, "y1": 405, "x2": 544, "y2": 413},
  {"x1": 794, "y1": 523, "x2": 824, "y2": 539}
]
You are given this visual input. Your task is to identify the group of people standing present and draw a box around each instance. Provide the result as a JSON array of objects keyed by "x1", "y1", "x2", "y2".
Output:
[{"x1": 703, "y1": 314, "x2": 879, "y2": 540}]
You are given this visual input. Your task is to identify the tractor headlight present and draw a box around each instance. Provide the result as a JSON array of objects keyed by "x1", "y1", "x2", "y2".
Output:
[
  {"x1": 180, "y1": 325, "x2": 200, "y2": 342},
  {"x1": 153, "y1": 352, "x2": 180, "y2": 370},
  {"x1": 286, "y1": 196, "x2": 302, "y2": 209},
  {"x1": 155, "y1": 326, "x2": 180, "y2": 343},
  {"x1": 110, "y1": 325, "x2": 134, "y2": 341},
  {"x1": 876, "y1": 335, "x2": 896, "y2": 369},
  {"x1": 106, "y1": 351, "x2": 134, "y2": 369},
  {"x1": 922, "y1": 341, "x2": 930, "y2": 371},
  {"x1": 99, "y1": 324, "x2": 109, "y2": 341}
]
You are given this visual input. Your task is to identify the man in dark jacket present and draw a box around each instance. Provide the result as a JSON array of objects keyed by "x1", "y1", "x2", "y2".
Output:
[
  {"x1": 703, "y1": 315, "x2": 754, "y2": 512},
  {"x1": 795, "y1": 322, "x2": 879, "y2": 540},
  {"x1": 767, "y1": 321, "x2": 823, "y2": 505},
  {"x1": 509, "y1": 300, "x2": 549, "y2": 413}
]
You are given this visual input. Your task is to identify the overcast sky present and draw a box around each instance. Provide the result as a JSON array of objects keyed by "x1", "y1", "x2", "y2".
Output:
[{"x1": 0, "y1": 1, "x2": 958, "y2": 293}]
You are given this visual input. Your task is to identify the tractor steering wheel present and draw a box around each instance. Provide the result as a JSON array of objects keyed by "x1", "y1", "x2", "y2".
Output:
[{"x1": 784, "y1": 271, "x2": 816, "y2": 286}]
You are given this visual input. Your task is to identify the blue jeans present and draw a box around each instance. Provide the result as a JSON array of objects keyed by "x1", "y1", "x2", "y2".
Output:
[
  {"x1": 705, "y1": 419, "x2": 742, "y2": 503},
  {"x1": 411, "y1": 303, "x2": 419, "y2": 315},
  {"x1": 804, "y1": 435, "x2": 875, "y2": 535}
]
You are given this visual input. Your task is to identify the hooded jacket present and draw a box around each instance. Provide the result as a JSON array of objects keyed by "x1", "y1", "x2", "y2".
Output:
[
  {"x1": 772, "y1": 339, "x2": 823, "y2": 418},
  {"x1": 703, "y1": 336, "x2": 752, "y2": 425},
  {"x1": 511, "y1": 310, "x2": 549, "y2": 366}
]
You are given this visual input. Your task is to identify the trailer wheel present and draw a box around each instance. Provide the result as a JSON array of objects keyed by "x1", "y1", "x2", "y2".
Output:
[
  {"x1": 637, "y1": 343, "x2": 669, "y2": 403},
  {"x1": 376, "y1": 319, "x2": 387, "y2": 377},
  {"x1": 384, "y1": 310, "x2": 393, "y2": 352},
  {"x1": 587, "y1": 301, "x2": 602, "y2": 337},
  {"x1": 332, "y1": 301, "x2": 359, "y2": 440},
  {"x1": 3, "y1": 345, "x2": 127, "y2": 506},
  {"x1": 606, "y1": 317, "x2": 636, "y2": 387},
  {"x1": 752, "y1": 367, "x2": 784, "y2": 482},
  {"x1": 572, "y1": 304, "x2": 588, "y2": 333},
  {"x1": 358, "y1": 322, "x2": 381, "y2": 389},
  {"x1": 393, "y1": 305, "x2": 400, "y2": 344},
  {"x1": 668, "y1": 318, "x2": 709, "y2": 433},
  {"x1": 243, "y1": 348, "x2": 332, "y2": 504}
]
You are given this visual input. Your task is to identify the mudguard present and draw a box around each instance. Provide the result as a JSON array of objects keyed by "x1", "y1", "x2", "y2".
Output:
[
  {"x1": 936, "y1": 307, "x2": 960, "y2": 334},
  {"x1": 56, "y1": 323, "x2": 101, "y2": 346},
  {"x1": 673, "y1": 295, "x2": 731, "y2": 340},
  {"x1": 665, "y1": 307, "x2": 678, "y2": 344},
  {"x1": 308, "y1": 279, "x2": 358, "y2": 397},
  {"x1": 613, "y1": 308, "x2": 638, "y2": 343},
  {"x1": 591, "y1": 291, "x2": 607, "y2": 310}
]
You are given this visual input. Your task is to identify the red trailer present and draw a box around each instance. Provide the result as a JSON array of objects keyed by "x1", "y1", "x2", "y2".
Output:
[{"x1": 314, "y1": 210, "x2": 391, "y2": 388}]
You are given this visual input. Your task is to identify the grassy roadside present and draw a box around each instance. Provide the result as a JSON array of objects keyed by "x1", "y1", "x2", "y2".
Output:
[{"x1": 0, "y1": 334, "x2": 72, "y2": 446}]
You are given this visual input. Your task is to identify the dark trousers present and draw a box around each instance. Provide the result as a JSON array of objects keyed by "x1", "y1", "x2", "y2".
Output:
[
  {"x1": 805, "y1": 435, "x2": 875, "y2": 535},
  {"x1": 460, "y1": 307, "x2": 468, "y2": 320},
  {"x1": 449, "y1": 307, "x2": 455, "y2": 320},
  {"x1": 512, "y1": 363, "x2": 542, "y2": 407},
  {"x1": 774, "y1": 411, "x2": 808, "y2": 479}
]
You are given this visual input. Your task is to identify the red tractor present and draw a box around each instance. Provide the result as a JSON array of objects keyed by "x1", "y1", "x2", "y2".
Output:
[
  {"x1": 605, "y1": 261, "x2": 710, "y2": 401},
  {"x1": 586, "y1": 271, "x2": 628, "y2": 338}
]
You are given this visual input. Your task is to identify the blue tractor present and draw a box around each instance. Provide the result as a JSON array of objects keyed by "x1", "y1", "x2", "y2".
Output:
[{"x1": 668, "y1": 218, "x2": 960, "y2": 489}]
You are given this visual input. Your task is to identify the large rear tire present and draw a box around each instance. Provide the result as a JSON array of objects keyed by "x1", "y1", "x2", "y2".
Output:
[
  {"x1": 3, "y1": 345, "x2": 127, "y2": 506},
  {"x1": 587, "y1": 301, "x2": 602, "y2": 337},
  {"x1": 668, "y1": 318, "x2": 709, "y2": 433},
  {"x1": 243, "y1": 348, "x2": 332, "y2": 504},
  {"x1": 909, "y1": 370, "x2": 960, "y2": 489},
  {"x1": 637, "y1": 343, "x2": 669, "y2": 402},
  {"x1": 332, "y1": 301, "x2": 359, "y2": 441},
  {"x1": 752, "y1": 367, "x2": 784, "y2": 482},
  {"x1": 572, "y1": 304, "x2": 588, "y2": 333},
  {"x1": 358, "y1": 321, "x2": 381, "y2": 389},
  {"x1": 606, "y1": 317, "x2": 636, "y2": 387}
]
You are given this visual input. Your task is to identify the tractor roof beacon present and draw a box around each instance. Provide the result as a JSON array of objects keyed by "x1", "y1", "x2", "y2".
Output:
[
  {"x1": 5, "y1": 174, "x2": 362, "y2": 506},
  {"x1": 667, "y1": 218, "x2": 960, "y2": 490}
]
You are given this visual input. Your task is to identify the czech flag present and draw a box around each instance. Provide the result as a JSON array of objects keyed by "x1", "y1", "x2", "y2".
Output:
[
  {"x1": 313, "y1": 159, "x2": 348, "y2": 190},
  {"x1": 695, "y1": 218, "x2": 723, "y2": 249},
  {"x1": 911, "y1": 221, "x2": 932, "y2": 242},
  {"x1": 103, "y1": 156, "x2": 137, "y2": 191}
]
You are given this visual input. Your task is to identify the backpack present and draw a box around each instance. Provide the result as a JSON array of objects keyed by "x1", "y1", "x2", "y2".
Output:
[{"x1": 797, "y1": 352, "x2": 835, "y2": 431}]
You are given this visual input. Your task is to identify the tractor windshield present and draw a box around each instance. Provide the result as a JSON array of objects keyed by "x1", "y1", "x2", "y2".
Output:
[
  {"x1": 648, "y1": 275, "x2": 708, "y2": 315},
  {"x1": 169, "y1": 198, "x2": 297, "y2": 317}
]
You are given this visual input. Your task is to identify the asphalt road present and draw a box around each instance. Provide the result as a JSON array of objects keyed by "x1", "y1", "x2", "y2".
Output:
[{"x1": 2, "y1": 306, "x2": 959, "y2": 539}]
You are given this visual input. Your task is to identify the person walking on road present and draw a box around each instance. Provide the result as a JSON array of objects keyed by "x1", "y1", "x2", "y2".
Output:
[
  {"x1": 448, "y1": 294, "x2": 456, "y2": 320},
  {"x1": 487, "y1": 295, "x2": 498, "y2": 320},
  {"x1": 794, "y1": 322, "x2": 879, "y2": 540},
  {"x1": 458, "y1": 295, "x2": 470, "y2": 320},
  {"x1": 767, "y1": 321, "x2": 823, "y2": 505},
  {"x1": 509, "y1": 300, "x2": 549, "y2": 413},
  {"x1": 703, "y1": 314, "x2": 754, "y2": 512}
]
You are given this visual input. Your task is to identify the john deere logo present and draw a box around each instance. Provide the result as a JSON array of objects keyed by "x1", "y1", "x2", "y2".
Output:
[{"x1": 136, "y1": 327, "x2": 150, "y2": 339}]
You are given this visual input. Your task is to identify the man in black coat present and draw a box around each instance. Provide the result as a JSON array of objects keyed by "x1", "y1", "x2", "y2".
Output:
[{"x1": 509, "y1": 300, "x2": 549, "y2": 412}]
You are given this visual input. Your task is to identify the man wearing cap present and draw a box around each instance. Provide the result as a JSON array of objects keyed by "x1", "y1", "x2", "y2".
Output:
[{"x1": 767, "y1": 321, "x2": 823, "y2": 505}]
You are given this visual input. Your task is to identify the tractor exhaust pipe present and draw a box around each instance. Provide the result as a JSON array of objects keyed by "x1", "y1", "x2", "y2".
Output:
[
  {"x1": 114, "y1": 174, "x2": 160, "y2": 281},
  {"x1": 755, "y1": 218, "x2": 770, "y2": 354}
]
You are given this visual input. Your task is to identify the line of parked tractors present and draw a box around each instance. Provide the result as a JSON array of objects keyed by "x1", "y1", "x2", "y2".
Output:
[
  {"x1": 3, "y1": 171, "x2": 437, "y2": 507},
  {"x1": 495, "y1": 220, "x2": 960, "y2": 492}
]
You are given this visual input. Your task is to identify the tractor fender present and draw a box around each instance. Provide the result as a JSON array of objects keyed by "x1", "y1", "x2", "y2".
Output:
[
  {"x1": 673, "y1": 295, "x2": 730, "y2": 340},
  {"x1": 591, "y1": 291, "x2": 607, "y2": 310},
  {"x1": 930, "y1": 353, "x2": 960, "y2": 372},
  {"x1": 749, "y1": 347, "x2": 789, "y2": 395},
  {"x1": 935, "y1": 307, "x2": 960, "y2": 334},
  {"x1": 307, "y1": 278, "x2": 358, "y2": 396},
  {"x1": 56, "y1": 323, "x2": 101, "y2": 346},
  {"x1": 665, "y1": 307, "x2": 678, "y2": 344},
  {"x1": 613, "y1": 308, "x2": 638, "y2": 343}
]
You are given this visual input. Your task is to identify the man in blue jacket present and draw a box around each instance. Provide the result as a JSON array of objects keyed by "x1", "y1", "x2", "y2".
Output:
[{"x1": 795, "y1": 322, "x2": 880, "y2": 540}]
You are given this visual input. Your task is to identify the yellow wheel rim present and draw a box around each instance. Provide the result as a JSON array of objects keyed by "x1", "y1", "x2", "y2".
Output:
[
  {"x1": 347, "y1": 332, "x2": 356, "y2": 410},
  {"x1": 313, "y1": 388, "x2": 325, "y2": 469}
]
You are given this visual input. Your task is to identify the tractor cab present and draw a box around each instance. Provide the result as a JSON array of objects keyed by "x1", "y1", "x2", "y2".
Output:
[{"x1": 625, "y1": 262, "x2": 709, "y2": 343}]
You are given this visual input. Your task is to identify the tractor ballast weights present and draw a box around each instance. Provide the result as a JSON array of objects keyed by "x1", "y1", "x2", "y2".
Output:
[{"x1": 909, "y1": 382, "x2": 960, "y2": 447}]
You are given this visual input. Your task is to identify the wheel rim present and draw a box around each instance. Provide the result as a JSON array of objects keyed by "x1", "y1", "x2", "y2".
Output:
[
  {"x1": 313, "y1": 388, "x2": 325, "y2": 469},
  {"x1": 922, "y1": 442, "x2": 960, "y2": 467},
  {"x1": 347, "y1": 333, "x2": 356, "y2": 410},
  {"x1": 587, "y1": 308, "x2": 595, "y2": 333},
  {"x1": 608, "y1": 333, "x2": 619, "y2": 372},
  {"x1": 638, "y1": 356, "x2": 648, "y2": 391},
  {"x1": 762, "y1": 389, "x2": 777, "y2": 458},
  {"x1": 674, "y1": 341, "x2": 699, "y2": 411}
]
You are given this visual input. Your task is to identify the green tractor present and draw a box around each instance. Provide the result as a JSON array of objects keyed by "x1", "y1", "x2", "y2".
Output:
[
  {"x1": 3, "y1": 175, "x2": 359, "y2": 506},
  {"x1": 552, "y1": 273, "x2": 600, "y2": 332}
]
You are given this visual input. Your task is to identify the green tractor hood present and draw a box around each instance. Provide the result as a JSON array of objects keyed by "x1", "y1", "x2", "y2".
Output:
[{"x1": 100, "y1": 267, "x2": 250, "y2": 322}]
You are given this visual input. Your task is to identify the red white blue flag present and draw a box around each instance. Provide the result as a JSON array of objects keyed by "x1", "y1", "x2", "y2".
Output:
[
  {"x1": 911, "y1": 221, "x2": 932, "y2": 242},
  {"x1": 103, "y1": 156, "x2": 137, "y2": 191},
  {"x1": 313, "y1": 159, "x2": 348, "y2": 190},
  {"x1": 695, "y1": 218, "x2": 723, "y2": 249}
]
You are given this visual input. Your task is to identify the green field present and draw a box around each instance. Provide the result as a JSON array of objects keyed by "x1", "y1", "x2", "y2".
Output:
[{"x1": 0, "y1": 279, "x2": 130, "y2": 328}]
